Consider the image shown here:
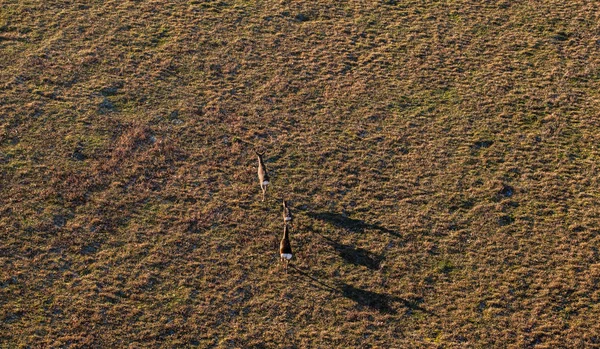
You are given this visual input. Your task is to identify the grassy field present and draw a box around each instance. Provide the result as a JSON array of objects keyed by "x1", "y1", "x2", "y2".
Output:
[{"x1": 2, "y1": 0, "x2": 600, "y2": 347}]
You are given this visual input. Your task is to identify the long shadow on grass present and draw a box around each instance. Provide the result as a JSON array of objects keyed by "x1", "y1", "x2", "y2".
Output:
[
  {"x1": 322, "y1": 236, "x2": 382, "y2": 270},
  {"x1": 339, "y1": 283, "x2": 396, "y2": 314},
  {"x1": 339, "y1": 283, "x2": 436, "y2": 316},
  {"x1": 290, "y1": 265, "x2": 435, "y2": 316},
  {"x1": 289, "y1": 265, "x2": 339, "y2": 292},
  {"x1": 308, "y1": 212, "x2": 400, "y2": 238}
]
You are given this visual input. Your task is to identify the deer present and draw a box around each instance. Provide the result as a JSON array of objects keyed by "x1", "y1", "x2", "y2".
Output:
[
  {"x1": 280, "y1": 223, "x2": 293, "y2": 273},
  {"x1": 283, "y1": 200, "x2": 293, "y2": 224},
  {"x1": 255, "y1": 151, "x2": 270, "y2": 202}
]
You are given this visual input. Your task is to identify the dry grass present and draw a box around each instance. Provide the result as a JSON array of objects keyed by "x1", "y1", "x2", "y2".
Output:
[{"x1": 2, "y1": 0, "x2": 600, "y2": 347}]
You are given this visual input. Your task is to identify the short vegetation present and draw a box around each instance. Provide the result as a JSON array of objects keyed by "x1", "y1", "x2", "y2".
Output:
[{"x1": 1, "y1": 0, "x2": 599, "y2": 347}]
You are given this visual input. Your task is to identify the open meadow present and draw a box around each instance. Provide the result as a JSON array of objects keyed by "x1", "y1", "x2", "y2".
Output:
[{"x1": 1, "y1": 1, "x2": 600, "y2": 347}]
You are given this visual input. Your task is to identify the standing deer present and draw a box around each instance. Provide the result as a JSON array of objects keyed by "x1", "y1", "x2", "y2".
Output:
[
  {"x1": 283, "y1": 200, "x2": 293, "y2": 224},
  {"x1": 255, "y1": 151, "x2": 270, "y2": 202},
  {"x1": 280, "y1": 224, "x2": 293, "y2": 273}
]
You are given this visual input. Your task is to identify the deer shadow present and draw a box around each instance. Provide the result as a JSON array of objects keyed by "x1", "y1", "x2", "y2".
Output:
[
  {"x1": 290, "y1": 266, "x2": 436, "y2": 316},
  {"x1": 322, "y1": 236, "x2": 382, "y2": 270},
  {"x1": 308, "y1": 212, "x2": 401, "y2": 238},
  {"x1": 289, "y1": 265, "x2": 340, "y2": 293},
  {"x1": 339, "y1": 283, "x2": 396, "y2": 314},
  {"x1": 340, "y1": 283, "x2": 436, "y2": 316}
]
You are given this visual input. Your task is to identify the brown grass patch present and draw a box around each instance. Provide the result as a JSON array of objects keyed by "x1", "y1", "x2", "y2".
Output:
[{"x1": 2, "y1": 0, "x2": 600, "y2": 347}]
